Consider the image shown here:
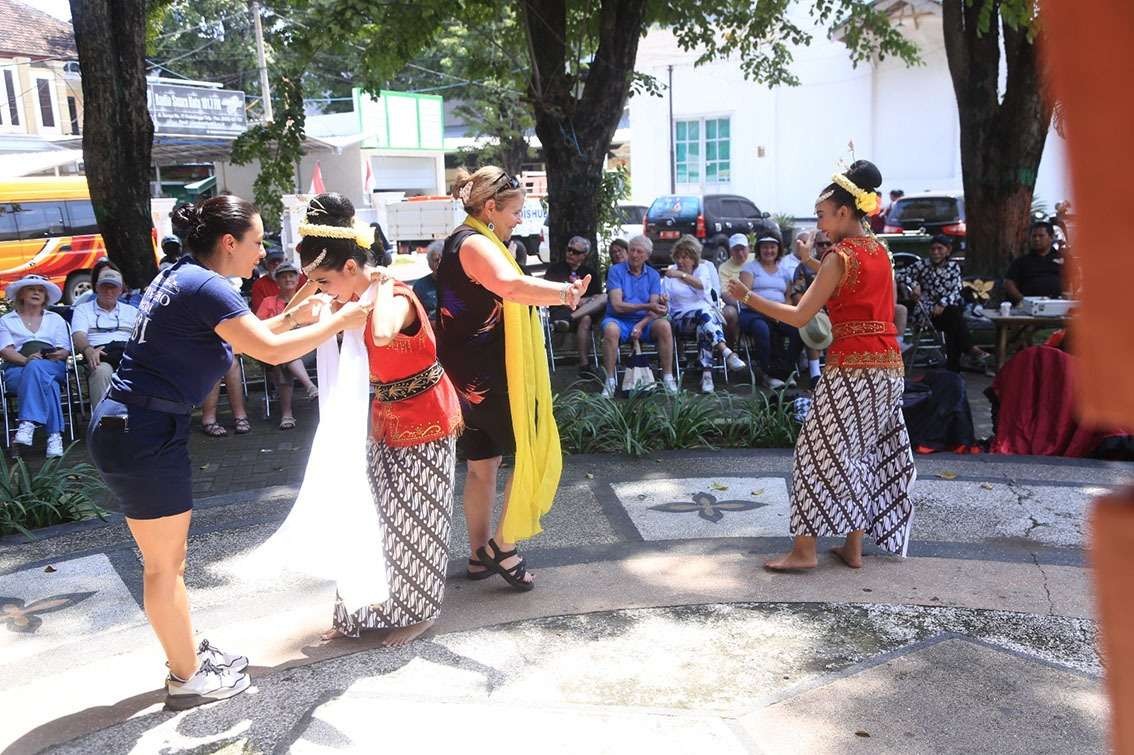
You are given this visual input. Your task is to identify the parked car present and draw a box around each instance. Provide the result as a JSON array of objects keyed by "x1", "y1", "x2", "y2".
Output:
[
  {"x1": 643, "y1": 194, "x2": 777, "y2": 267},
  {"x1": 883, "y1": 191, "x2": 966, "y2": 251}
]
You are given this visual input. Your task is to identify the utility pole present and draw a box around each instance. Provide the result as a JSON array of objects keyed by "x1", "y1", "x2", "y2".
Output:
[
  {"x1": 667, "y1": 64, "x2": 675, "y2": 194},
  {"x1": 250, "y1": 0, "x2": 272, "y2": 122}
]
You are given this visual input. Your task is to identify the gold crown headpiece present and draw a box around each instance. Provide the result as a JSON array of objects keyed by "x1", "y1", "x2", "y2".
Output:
[{"x1": 297, "y1": 222, "x2": 373, "y2": 273}]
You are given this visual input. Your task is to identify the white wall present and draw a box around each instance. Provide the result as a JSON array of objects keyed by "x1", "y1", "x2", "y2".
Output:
[{"x1": 628, "y1": 12, "x2": 1069, "y2": 218}]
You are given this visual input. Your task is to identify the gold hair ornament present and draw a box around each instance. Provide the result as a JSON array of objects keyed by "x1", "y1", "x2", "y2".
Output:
[{"x1": 830, "y1": 173, "x2": 880, "y2": 215}]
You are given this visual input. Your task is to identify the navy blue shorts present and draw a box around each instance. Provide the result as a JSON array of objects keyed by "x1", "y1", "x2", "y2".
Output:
[{"x1": 88, "y1": 398, "x2": 193, "y2": 520}]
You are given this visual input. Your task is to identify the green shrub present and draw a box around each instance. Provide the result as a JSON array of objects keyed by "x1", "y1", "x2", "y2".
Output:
[
  {"x1": 554, "y1": 388, "x2": 800, "y2": 457},
  {"x1": 0, "y1": 446, "x2": 109, "y2": 539}
]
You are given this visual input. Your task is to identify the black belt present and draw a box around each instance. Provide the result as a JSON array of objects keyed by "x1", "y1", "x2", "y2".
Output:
[
  {"x1": 370, "y1": 361, "x2": 444, "y2": 403},
  {"x1": 107, "y1": 389, "x2": 194, "y2": 416}
]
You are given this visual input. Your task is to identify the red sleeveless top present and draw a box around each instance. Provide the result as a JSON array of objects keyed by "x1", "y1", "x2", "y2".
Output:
[
  {"x1": 824, "y1": 236, "x2": 904, "y2": 373},
  {"x1": 366, "y1": 282, "x2": 463, "y2": 447}
]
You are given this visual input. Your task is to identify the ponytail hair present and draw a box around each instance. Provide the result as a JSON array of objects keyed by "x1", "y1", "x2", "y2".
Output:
[
  {"x1": 450, "y1": 165, "x2": 525, "y2": 215},
  {"x1": 170, "y1": 195, "x2": 259, "y2": 258}
]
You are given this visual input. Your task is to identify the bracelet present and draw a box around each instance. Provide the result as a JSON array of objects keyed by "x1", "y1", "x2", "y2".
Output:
[
  {"x1": 284, "y1": 311, "x2": 296, "y2": 329},
  {"x1": 560, "y1": 283, "x2": 569, "y2": 305}
]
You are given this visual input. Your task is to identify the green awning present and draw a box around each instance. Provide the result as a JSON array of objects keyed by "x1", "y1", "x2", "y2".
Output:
[{"x1": 183, "y1": 175, "x2": 217, "y2": 195}]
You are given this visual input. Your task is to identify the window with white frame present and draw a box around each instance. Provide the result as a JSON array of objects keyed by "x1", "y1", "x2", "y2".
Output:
[
  {"x1": 0, "y1": 66, "x2": 25, "y2": 132},
  {"x1": 673, "y1": 116, "x2": 732, "y2": 189},
  {"x1": 34, "y1": 75, "x2": 59, "y2": 132}
]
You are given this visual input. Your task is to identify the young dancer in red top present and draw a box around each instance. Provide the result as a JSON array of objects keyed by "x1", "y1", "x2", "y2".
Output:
[
  {"x1": 727, "y1": 160, "x2": 916, "y2": 572},
  {"x1": 295, "y1": 193, "x2": 463, "y2": 646}
]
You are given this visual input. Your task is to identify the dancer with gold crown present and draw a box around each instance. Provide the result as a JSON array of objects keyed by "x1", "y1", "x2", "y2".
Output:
[
  {"x1": 437, "y1": 167, "x2": 592, "y2": 590},
  {"x1": 292, "y1": 192, "x2": 465, "y2": 645},
  {"x1": 727, "y1": 160, "x2": 916, "y2": 572}
]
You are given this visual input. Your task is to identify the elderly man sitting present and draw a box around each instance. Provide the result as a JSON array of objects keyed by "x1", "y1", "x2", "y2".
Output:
[
  {"x1": 545, "y1": 235, "x2": 604, "y2": 377},
  {"x1": 71, "y1": 268, "x2": 140, "y2": 403},
  {"x1": 599, "y1": 234, "x2": 677, "y2": 397}
]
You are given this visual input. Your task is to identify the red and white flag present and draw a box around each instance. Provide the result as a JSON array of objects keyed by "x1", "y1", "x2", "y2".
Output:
[{"x1": 308, "y1": 161, "x2": 326, "y2": 195}]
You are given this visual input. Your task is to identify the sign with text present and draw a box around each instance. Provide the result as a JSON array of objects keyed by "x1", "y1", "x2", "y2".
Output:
[{"x1": 147, "y1": 83, "x2": 247, "y2": 137}]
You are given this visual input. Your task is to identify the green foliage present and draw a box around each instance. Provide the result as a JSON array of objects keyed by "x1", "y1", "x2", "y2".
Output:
[
  {"x1": 553, "y1": 388, "x2": 799, "y2": 457},
  {"x1": 0, "y1": 447, "x2": 108, "y2": 539},
  {"x1": 229, "y1": 73, "x2": 306, "y2": 230}
]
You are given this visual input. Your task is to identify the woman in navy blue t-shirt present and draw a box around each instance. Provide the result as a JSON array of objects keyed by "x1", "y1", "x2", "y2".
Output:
[{"x1": 88, "y1": 195, "x2": 370, "y2": 710}]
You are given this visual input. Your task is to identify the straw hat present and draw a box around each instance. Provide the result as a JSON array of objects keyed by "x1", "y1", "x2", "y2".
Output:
[
  {"x1": 799, "y1": 311, "x2": 833, "y2": 350},
  {"x1": 5, "y1": 274, "x2": 63, "y2": 306}
]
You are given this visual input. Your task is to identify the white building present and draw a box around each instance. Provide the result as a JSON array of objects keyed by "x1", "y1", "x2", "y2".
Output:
[{"x1": 628, "y1": 3, "x2": 1068, "y2": 217}]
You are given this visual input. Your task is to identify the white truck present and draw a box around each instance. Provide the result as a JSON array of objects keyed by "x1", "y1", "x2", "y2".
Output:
[{"x1": 384, "y1": 196, "x2": 548, "y2": 265}]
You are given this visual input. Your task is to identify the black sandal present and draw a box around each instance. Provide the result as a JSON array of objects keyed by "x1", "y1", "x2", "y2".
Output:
[
  {"x1": 465, "y1": 557, "x2": 494, "y2": 581},
  {"x1": 475, "y1": 538, "x2": 534, "y2": 592}
]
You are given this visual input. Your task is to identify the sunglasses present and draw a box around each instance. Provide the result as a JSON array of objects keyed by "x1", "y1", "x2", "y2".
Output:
[
  {"x1": 494, "y1": 173, "x2": 521, "y2": 194},
  {"x1": 567, "y1": 247, "x2": 587, "y2": 255}
]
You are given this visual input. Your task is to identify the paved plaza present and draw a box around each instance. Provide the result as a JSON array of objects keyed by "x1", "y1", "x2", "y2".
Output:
[{"x1": 0, "y1": 410, "x2": 1127, "y2": 753}]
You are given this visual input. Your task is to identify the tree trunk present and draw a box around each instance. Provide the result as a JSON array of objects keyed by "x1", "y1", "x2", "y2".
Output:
[
  {"x1": 521, "y1": 0, "x2": 648, "y2": 262},
  {"x1": 69, "y1": 0, "x2": 156, "y2": 289},
  {"x1": 942, "y1": 0, "x2": 1052, "y2": 279}
]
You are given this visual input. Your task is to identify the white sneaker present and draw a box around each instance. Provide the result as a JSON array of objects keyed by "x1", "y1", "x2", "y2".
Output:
[
  {"x1": 767, "y1": 377, "x2": 786, "y2": 390},
  {"x1": 14, "y1": 421, "x2": 34, "y2": 446},
  {"x1": 662, "y1": 374, "x2": 680, "y2": 394},
  {"x1": 725, "y1": 352, "x2": 747, "y2": 371},
  {"x1": 45, "y1": 433, "x2": 63, "y2": 458},
  {"x1": 601, "y1": 380, "x2": 617, "y2": 399},
  {"x1": 198, "y1": 639, "x2": 249, "y2": 673},
  {"x1": 166, "y1": 659, "x2": 251, "y2": 711},
  {"x1": 700, "y1": 373, "x2": 715, "y2": 394}
]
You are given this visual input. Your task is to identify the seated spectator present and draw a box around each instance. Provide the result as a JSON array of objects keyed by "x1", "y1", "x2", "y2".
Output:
[
  {"x1": 545, "y1": 236, "x2": 604, "y2": 377},
  {"x1": 251, "y1": 248, "x2": 308, "y2": 313},
  {"x1": 71, "y1": 269, "x2": 139, "y2": 403},
  {"x1": 717, "y1": 233, "x2": 751, "y2": 346},
  {"x1": 868, "y1": 191, "x2": 886, "y2": 233},
  {"x1": 664, "y1": 235, "x2": 746, "y2": 393},
  {"x1": 600, "y1": 235, "x2": 676, "y2": 397},
  {"x1": 740, "y1": 235, "x2": 804, "y2": 389},
  {"x1": 608, "y1": 238, "x2": 629, "y2": 266},
  {"x1": 1003, "y1": 220, "x2": 1066, "y2": 304},
  {"x1": 158, "y1": 235, "x2": 183, "y2": 270},
  {"x1": 508, "y1": 239, "x2": 530, "y2": 274},
  {"x1": 255, "y1": 262, "x2": 318, "y2": 429},
  {"x1": 412, "y1": 240, "x2": 443, "y2": 325},
  {"x1": 73, "y1": 258, "x2": 144, "y2": 307},
  {"x1": 0, "y1": 275, "x2": 71, "y2": 457},
  {"x1": 790, "y1": 230, "x2": 830, "y2": 386},
  {"x1": 899, "y1": 235, "x2": 990, "y2": 372}
]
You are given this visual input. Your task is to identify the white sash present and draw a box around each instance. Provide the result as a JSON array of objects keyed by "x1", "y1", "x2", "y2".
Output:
[{"x1": 241, "y1": 288, "x2": 389, "y2": 613}]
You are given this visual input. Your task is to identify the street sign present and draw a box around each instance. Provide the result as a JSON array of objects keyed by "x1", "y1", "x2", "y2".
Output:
[{"x1": 147, "y1": 83, "x2": 247, "y2": 137}]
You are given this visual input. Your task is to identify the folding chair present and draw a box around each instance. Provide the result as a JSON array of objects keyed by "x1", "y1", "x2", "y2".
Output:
[
  {"x1": 1, "y1": 353, "x2": 83, "y2": 448},
  {"x1": 903, "y1": 299, "x2": 947, "y2": 373}
]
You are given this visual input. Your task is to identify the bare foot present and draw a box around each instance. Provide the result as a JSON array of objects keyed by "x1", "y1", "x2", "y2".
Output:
[
  {"x1": 320, "y1": 627, "x2": 347, "y2": 641},
  {"x1": 379, "y1": 620, "x2": 434, "y2": 648},
  {"x1": 763, "y1": 553, "x2": 818, "y2": 572},
  {"x1": 830, "y1": 546, "x2": 863, "y2": 569}
]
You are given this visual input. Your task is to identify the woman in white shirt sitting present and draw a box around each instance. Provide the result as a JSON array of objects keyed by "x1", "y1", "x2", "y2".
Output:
[
  {"x1": 0, "y1": 275, "x2": 72, "y2": 457},
  {"x1": 664, "y1": 235, "x2": 746, "y2": 393},
  {"x1": 740, "y1": 235, "x2": 804, "y2": 388}
]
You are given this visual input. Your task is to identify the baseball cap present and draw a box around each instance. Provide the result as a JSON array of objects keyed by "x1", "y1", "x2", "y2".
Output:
[
  {"x1": 265, "y1": 247, "x2": 286, "y2": 261},
  {"x1": 728, "y1": 233, "x2": 749, "y2": 249},
  {"x1": 96, "y1": 270, "x2": 125, "y2": 288},
  {"x1": 274, "y1": 262, "x2": 300, "y2": 276},
  {"x1": 930, "y1": 234, "x2": 953, "y2": 248}
]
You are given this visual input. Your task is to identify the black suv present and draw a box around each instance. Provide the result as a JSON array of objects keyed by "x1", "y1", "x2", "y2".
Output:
[
  {"x1": 883, "y1": 192, "x2": 966, "y2": 251},
  {"x1": 643, "y1": 194, "x2": 778, "y2": 266}
]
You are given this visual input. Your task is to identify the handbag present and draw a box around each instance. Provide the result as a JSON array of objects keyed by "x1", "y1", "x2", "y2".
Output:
[{"x1": 621, "y1": 340, "x2": 656, "y2": 392}]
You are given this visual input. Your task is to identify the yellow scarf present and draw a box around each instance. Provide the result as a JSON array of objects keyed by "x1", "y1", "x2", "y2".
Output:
[{"x1": 463, "y1": 215, "x2": 562, "y2": 541}]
